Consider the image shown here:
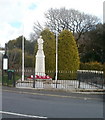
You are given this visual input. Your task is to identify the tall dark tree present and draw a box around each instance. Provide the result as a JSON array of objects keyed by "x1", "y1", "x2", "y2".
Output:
[
  {"x1": 80, "y1": 23, "x2": 105, "y2": 63},
  {"x1": 8, "y1": 36, "x2": 23, "y2": 50}
]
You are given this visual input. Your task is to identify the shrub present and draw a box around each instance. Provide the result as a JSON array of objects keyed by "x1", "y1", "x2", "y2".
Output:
[
  {"x1": 80, "y1": 62, "x2": 103, "y2": 71},
  {"x1": 58, "y1": 30, "x2": 80, "y2": 79},
  {"x1": 35, "y1": 29, "x2": 80, "y2": 80},
  {"x1": 58, "y1": 30, "x2": 80, "y2": 71},
  {"x1": 25, "y1": 54, "x2": 34, "y2": 67}
]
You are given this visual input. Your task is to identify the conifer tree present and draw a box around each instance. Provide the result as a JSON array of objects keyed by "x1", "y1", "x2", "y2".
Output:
[{"x1": 58, "y1": 30, "x2": 80, "y2": 71}]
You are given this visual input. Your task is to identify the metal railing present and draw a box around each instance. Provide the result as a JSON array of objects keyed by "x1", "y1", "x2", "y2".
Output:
[{"x1": 13, "y1": 69, "x2": 105, "y2": 90}]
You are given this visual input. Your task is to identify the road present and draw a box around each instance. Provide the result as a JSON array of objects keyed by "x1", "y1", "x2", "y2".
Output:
[{"x1": 2, "y1": 87, "x2": 104, "y2": 119}]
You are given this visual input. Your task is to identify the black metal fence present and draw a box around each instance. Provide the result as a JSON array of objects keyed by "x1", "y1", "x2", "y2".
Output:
[
  {"x1": 15, "y1": 69, "x2": 105, "y2": 90},
  {"x1": 2, "y1": 69, "x2": 105, "y2": 90},
  {"x1": 77, "y1": 70, "x2": 104, "y2": 89}
]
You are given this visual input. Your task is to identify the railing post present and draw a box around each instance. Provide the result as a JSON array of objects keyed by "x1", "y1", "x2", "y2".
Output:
[
  {"x1": 2, "y1": 70, "x2": 4, "y2": 86},
  {"x1": 55, "y1": 71, "x2": 58, "y2": 88},
  {"x1": 101, "y1": 72, "x2": 104, "y2": 89},
  {"x1": 77, "y1": 71, "x2": 81, "y2": 88},
  {"x1": 13, "y1": 71, "x2": 15, "y2": 87},
  {"x1": 56, "y1": 80, "x2": 57, "y2": 88},
  {"x1": 33, "y1": 74, "x2": 35, "y2": 88},
  {"x1": 78, "y1": 79, "x2": 81, "y2": 88}
]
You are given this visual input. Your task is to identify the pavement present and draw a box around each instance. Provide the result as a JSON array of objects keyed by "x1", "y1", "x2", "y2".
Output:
[
  {"x1": 2, "y1": 86, "x2": 104, "y2": 100},
  {"x1": 15, "y1": 79, "x2": 105, "y2": 95},
  {"x1": 16, "y1": 82, "x2": 105, "y2": 95}
]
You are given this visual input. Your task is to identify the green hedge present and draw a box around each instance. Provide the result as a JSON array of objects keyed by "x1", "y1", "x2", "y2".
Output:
[
  {"x1": 80, "y1": 62, "x2": 103, "y2": 71},
  {"x1": 46, "y1": 71, "x2": 77, "y2": 80}
]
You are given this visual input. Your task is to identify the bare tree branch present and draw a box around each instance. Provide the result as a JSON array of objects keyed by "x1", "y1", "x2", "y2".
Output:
[
  {"x1": 44, "y1": 8, "x2": 100, "y2": 43},
  {"x1": 31, "y1": 8, "x2": 100, "y2": 43}
]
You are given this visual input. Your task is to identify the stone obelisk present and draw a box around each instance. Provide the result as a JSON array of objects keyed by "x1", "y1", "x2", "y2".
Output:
[{"x1": 35, "y1": 36, "x2": 45, "y2": 76}]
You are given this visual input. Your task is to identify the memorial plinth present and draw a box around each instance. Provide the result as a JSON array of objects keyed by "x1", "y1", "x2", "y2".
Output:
[{"x1": 35, "y1": 36, "x2": 45, "y2": 76}]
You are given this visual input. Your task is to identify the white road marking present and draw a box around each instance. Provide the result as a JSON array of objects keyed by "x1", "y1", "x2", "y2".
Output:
[{"x1": 0, "y1": 111, "x2": 47, "y2": 119}]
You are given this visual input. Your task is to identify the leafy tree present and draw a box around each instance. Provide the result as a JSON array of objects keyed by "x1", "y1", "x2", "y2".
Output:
[
  {"x1": 8, "y1": 36, "x2": 23, "y2": 50},
  {"x1": 25, "y1": 40, "x2": 36, "y2": 55},
  {"x1": 7, "y1": 36, "x2": 35, "y2": 68},
  {"x1": 8, "y1": 36, "x2": 35, "y2": 55},
  {"x1": 80, "y1": 23, "x2": 105, "y2": 63},
  {"x1": 8, "y1": 48, "x2": 22, "y2": 68},
  {"x1": 25, "y1": 54, "x2": 34, "y2": 67},
  {"x1": 58, "y1": 30, "x2": 80, "y2": 71}
]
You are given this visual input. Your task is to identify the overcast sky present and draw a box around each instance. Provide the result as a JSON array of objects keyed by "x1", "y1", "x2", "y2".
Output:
[{"x1": 0, "y1": 0, "x2": 104, "y2": 47}]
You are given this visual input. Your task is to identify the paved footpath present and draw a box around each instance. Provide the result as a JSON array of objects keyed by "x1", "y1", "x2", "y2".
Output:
[
  {"x1": 2, "y1": 86, "x2": 104, "y2": 100},
  {"x1": 2, "y1": 86, "x2": 104, "y2": 99}
]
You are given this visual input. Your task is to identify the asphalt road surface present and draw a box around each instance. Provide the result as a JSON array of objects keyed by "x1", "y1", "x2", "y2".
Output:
[{"x1": 2, "y1": 87, "x2": 104, "y2": 119}]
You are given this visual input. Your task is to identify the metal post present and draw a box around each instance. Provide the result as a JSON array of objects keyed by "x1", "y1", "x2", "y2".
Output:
[
  {"x1": 78, "y1": 71, "x2": 81, "y2": 88},
  {"x1": 55, "y1": 22, "x2": 58, "y2": 88},
  {"x1": 22, "y1": 35, "x2": 24, "y2": 81},
  {"x1": 101, "y1": 72, "x2": 103, "y2": 89},
  {"x1": 2, "y1": 70, "x2": 4, "y2": 86},
  {"x1": 33, "y1": 71, "x2": 35, "y2": 88},
  {"x1": 13, "y1": 71, "x2": 15, "y2": 87},
  {"x1": 2, "y1": 54, "x2": 4, "y2": 86},
  {"x1": 33, "y1": 54, "x2": 36, "y2": 88}
]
